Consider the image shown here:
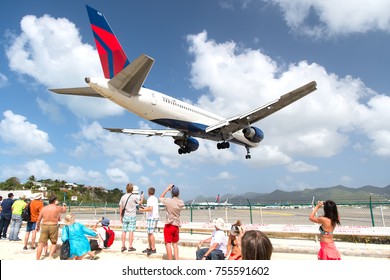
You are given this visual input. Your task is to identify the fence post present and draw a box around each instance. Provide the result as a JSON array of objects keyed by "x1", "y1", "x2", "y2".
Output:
[
  {"x1": 190, "y1": 203, "x2": 193, "y2": 235},
  {"x1": 259, "y1": 204, "x2": 263, "y2": 224},
  {"x1": 369, "y1": 196, "x2": 375, "y2": 227},
  {"x1": 206, "y1": 201, "x2": 212, "y2": 222},
  {"x1": 380, "y1": 205, "x2": 385, "y2": 227},
  {"x1": 247, "y1": 199, "x2": 253, "y2": 224}
]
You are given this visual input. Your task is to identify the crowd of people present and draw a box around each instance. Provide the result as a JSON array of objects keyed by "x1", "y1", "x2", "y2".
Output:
[{"x1": 0, "y1": 187, "x2": 342, "y2": 261}]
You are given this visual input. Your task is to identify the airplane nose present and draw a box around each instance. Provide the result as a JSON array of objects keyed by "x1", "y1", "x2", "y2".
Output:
[{"x1": 85, "y1": 77, "x2": 90, "y2": 83}]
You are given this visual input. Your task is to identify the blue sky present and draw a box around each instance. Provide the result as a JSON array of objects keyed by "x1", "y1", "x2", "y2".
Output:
[{"x1": 0, "y1": 0, "x2": 389, "y2": 201}]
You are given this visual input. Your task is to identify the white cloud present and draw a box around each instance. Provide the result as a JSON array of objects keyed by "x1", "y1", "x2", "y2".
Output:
[
  {"x1": 186, "y1": 30, "x2": 390, "y2": 166},
  {"x1": 24, "y1": 159, "x2": 53, "y2": 178},
  {"x1": 209, "y1": 171, "x2": 236, "y2": 180},
  {"x1": 287, "y1": 160, "x2": 318, "y2": 173},
  {"x1": 0, "y1": 159, "x2": 106, "y2": 187},
  {"x1": 0, "y1": 73, "x2": 8, "y2": 88},
  {"x1": 106, "y1": 168, "x2": 129, "y2": 184},
  {"x1": 0, "y1": 110, "x2": 54, "y2": 156},
  {"x1": 340, "y1": 175, "x2": 353, "y2": 184},
  {"x1": 5, "y1": 14, "x2": 123, "y2": 118},
  {"x1": 138, "y1": 176, "x2": 152, "y2": 187},
  {"x1": 36, "y1": 97, "x2": 64, "y2": 123},
  {"x1": 359, "y1": 94, "x2": 390, "y2": 157},
  {"x1": 265, "y1": 0, "x2": 390, "y2": 37}
]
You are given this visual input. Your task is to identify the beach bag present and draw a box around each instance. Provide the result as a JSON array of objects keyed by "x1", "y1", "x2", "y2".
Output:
[
  {"x1": 21, "y1": 203, "x2": 31, "y2": 222},
  {"x1": 103, "y1": 226, "x2": 115, "y2": 248},
  {"x1": 89, "y1": 239, "x2": 99, "y2": 251},
  {"x1": 60, "y1": 226, "x2": 70, "y2": 260}
]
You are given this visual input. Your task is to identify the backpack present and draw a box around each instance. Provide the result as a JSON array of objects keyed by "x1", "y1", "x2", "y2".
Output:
[
  {"x1": 21, "y1": 203, "x2": 31, "y2": 222},
  {"x1": 103, "y1": 226, "x2": 115, "y2": 248}
]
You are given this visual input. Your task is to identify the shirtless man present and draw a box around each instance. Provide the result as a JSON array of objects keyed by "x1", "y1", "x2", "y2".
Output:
[{"x1": 36, "y1": 195, "x2": 67, "y2": 260}]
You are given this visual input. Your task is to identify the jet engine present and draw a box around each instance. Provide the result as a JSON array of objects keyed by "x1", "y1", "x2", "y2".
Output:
[
  {"x1": 242, "y1": 126, "x2": 264, "y2": 143},
  {"x1": 175, "y1": 137, "x2": 199, "y2": 154}
]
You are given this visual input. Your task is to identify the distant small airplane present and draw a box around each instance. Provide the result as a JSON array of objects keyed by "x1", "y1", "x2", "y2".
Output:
[
  {"x1": 196, "y1": 199, "x2": 233, "y2": 210},
  {"x1": 50, "y1": 5, "x2": 317, "y2": 159}
]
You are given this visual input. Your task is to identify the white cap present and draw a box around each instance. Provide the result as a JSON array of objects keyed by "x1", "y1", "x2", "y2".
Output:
[{"x1": 132, "y1": 185, "x2": 139, "y2": 194}]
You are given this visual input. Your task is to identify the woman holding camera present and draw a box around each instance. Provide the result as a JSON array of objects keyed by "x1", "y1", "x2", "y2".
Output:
[
  {"x1": 309, "y1": 200, "x2": 341, "y2": 260},
  {"x1": 225, "y1": 220, "x2": 242, "y2": 260}
]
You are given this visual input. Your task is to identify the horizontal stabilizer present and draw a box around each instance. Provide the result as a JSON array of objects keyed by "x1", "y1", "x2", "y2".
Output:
[
  {"x1": 49, "y1": 87, "x2": 103, "y2": 98},
  {"x1": 108, "y1": 54, "x2": 154, "y2": 96}
]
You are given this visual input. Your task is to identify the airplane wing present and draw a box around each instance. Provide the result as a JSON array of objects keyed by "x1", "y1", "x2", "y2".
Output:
[
  {"x1": 205, "y1": 81, "x2": 317, "y2": 134},
  {"x1": 108, "y1": 54, "x2": 154, "y2": 96},
  {"x1": 105, "y1": 128, "x2": 184, "y2": 137},
  {"x1": 49, "y1": 86, "x2": 103, "y2": 97}
]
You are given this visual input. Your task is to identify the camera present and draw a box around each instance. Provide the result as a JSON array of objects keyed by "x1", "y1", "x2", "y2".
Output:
[{"x1": 231, "y1": 225, "x2": 240, "y2": 236}]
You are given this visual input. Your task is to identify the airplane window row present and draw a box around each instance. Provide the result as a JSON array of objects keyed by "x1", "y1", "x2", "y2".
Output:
[{"x1": 162, "y1": 96, "x2": 219, "y2": 121}]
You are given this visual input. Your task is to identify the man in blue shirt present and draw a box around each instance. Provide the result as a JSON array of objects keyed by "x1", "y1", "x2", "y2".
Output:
[{"x1": 0, "y1": 193, "x2": 15, "y2": 239}]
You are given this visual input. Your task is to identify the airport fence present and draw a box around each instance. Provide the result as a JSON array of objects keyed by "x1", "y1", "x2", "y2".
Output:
[{"x1": 65, "y1": 200, "x2": 390, "y2": 228}]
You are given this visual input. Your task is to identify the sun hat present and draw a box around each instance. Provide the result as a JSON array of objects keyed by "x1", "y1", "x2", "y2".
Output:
[
  {"x1": 20, "y1": 195, "x2": 26, "y2": 200},
  {"x1": 213, "y1": 218, "x2": 226, "y2": 230},
  {"x1": 132, "y1": 185, "x2": 139, "y2": 194},
  {"x1": 34, "y1": 193, "x2": 43, "y2": 200},
  {"x1": 101, "y1": 218, "x2": 110, "y2": 226},
  {"x1": 64, "y1": 214, "x2": 75, "y2": 225},
  {"x1": 171, "y1": 186, "x2": 180, "y2": 196}
]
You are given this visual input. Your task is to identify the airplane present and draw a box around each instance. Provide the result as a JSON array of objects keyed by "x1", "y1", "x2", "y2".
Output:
[
  {"x1": 50, "y1": 5, "x2": 317, "y2": 159},
  {"x1": 192, "y1": 198, "x2": 233, "y2": 210}
]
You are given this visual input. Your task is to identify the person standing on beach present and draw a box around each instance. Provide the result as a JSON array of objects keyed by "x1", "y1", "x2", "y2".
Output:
[
  {"x1": 309, "y1": 200, "x2": 341, "y2": 260},
  {"x1": 23, "y1": 193, "x2": 44, "y2": 250},
  {"x1": 61, "y1": 213, "x2": 99, "y2": 260},
  {"x1": 159, "y1": 184, "x2": 184, "y2": 260},
  {"x1": 138, "y1": 187, "x2": 159, "y2": 255},
  {"x1": 0, "y1": 193, "x2": 14, "y2": 239},
  {"x1": 119, "y1": 183, "x2": 141, "y2": 252},
  {"x1": 35, "y1": 195, "x2": 67, "y2": 260},
  {"x1": 9, "y1": 195, "x2": 27, "y2": 241}
]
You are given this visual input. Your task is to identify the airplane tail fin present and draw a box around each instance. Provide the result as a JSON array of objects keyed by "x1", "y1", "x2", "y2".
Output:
[{"x1": 86, "y1": 5, "x2": 129, "y2": 79}]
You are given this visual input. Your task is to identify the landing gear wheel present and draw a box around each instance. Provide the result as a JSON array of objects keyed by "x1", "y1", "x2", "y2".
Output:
[
  {"x1": 245, "y1": 155, "x2": 251, "y2": 159},
  {"x1": 178, "y1": 147, "x2": 191, "y2": 154},
  {"x1": 217, "y1": 142, "x2": 230, "y2": 149}
]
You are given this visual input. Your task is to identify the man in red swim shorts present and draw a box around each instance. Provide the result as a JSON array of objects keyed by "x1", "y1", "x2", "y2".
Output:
[{"x1": 159, "y1": 184, "x2": 184, "y2": 260}]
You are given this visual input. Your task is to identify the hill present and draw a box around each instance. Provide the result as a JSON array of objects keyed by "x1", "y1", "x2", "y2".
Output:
[{"x1": 190, "y1": 185, "x2": 390, "y2": 205}]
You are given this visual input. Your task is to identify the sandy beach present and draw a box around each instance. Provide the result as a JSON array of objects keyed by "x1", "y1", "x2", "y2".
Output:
[{"x1": 1, "y1": 226, "x2": 389, "y2": 261}]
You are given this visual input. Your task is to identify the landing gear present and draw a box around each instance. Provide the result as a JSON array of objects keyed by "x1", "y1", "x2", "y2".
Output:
[
  {"x1": 217, "y1": 142, "x2": 230, "y2": 149},
  {"x1": 245, "y1": 146, "x2": 251, "y2": 159},
  {"x1": 175, "y1": 137, "x2": 199, "y2": 155},
  {"x1": 178, "y1": 147, "x2": 190, "y2": 154}
]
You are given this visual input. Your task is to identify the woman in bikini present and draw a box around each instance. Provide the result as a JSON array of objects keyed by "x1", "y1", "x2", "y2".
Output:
[
  {"x1": 225, "y1": 220, "x2": 242, "y2": 260},
  {"x1": 309, "y1": 200, "x2": 341, "y2": 260}
]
